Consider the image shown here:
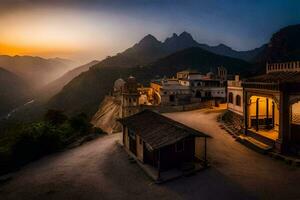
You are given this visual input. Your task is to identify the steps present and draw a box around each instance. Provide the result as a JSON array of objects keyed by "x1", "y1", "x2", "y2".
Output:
[{"x1": 237, "y1": 135, "x2": 273, "y2": 154}]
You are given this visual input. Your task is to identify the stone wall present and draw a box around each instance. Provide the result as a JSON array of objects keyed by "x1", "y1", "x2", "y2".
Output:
[
  {"x1": 140, "y1": 100, "x2": 214, "y2": 113},
  {"x1": 222, "y1": 110, "x2": 244, "y2": 134}
]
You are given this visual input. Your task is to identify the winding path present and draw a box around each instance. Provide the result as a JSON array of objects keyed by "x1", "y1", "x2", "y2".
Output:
[{"x1": 0, "y1": 108, "x2": 299, "y2": 200}]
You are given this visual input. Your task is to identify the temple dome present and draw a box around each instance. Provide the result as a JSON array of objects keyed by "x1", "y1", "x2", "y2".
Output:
[{"x1": 114, "y1": 78, "x2": 125, "y2": 91}]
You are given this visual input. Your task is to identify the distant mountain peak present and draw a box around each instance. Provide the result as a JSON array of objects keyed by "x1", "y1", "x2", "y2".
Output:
[
  {"x1": 163, "y1": 31, "x2": 198, "y2": 52},
  {"x1": 138, "y1": 34, "x2": 160, "y2": 45},
  {"x1": 179, "y1": 31, "x2": 194, "y2": 39},
  {"x1": 215, "y1": 43, "x2": 232, "y2": 50}
]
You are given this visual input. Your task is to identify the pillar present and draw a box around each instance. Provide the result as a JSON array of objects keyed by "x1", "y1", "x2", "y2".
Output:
[
  {"x1": 272, "y1": 101, "x2": 275, "y2": 128},
  {"x1": 266, "y1": 98, "x2": 269, "y2": 127},
  {"x1": 244, "y1": 91, "x2": 249, "y2": 135},
  {"x1": 277, "y1": 91, "x2": 289, "y2": 153},
  {"x1": 204, "y1": 137, "x2": 207, "y2": 167},
  {"x1": 256, "y1": 98, "x2": 260, "y2": 131},
  {"x1": 157, "y1": 149, "x2": 161, "y2": 181}
]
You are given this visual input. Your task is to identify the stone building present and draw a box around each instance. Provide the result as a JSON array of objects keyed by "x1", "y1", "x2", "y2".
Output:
[
  {"x1": 150, "y1": 78, "x2": 192, "y2": 106},
  {"x1": 227, "y1": 75, "x2": 243, "y2": 116},
  {"x1": 218, "y1": 66, "x2": 228, "y2": 81},
  {"x1": 113, "y1": 78, "x2": 126, "y2": 96},
  {"x1": 177, "y1": 70, "x2": 226, "y2": 102},
  {"x1": 121, "y1": 76, "x2": 140, "y2": 118},
  {"x1": 243, "y1": 61, "x2": 300, "y2": 154}
]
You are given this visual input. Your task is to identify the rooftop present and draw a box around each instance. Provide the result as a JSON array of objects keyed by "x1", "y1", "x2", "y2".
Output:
[
  {"x1": 244, "y1": 72, "x2": 300, "y2": 84},
  {"x1": 119, "y1": 110, "x2": 210, "y2": 150}
]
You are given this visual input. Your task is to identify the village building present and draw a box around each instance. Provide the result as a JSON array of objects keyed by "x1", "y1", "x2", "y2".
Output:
[
  {"x1": 121, "y1": 76, "x2": 141, "y2": 118},
  {"x1": 119, "y1": 109, "x2": 210, "y2": 182},
  {"x1": 150, "y1": 78, "x2": 192, "y2": 106},
  {"x1": 113, "y1": 78, "x2": 126, "y2": 96},
  {"x1": 242, "y1": 61, "x2": 300, "y2": 154},
  {"x1": 227, "y1": 75, "x2": 243, "y2": 116},
  {"x1": 177, "y1": 69, "x2": 227, "y2": 102}
]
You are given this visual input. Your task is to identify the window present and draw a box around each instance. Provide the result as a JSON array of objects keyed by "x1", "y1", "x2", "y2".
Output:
[
  {"x1": 175, "y1": 140, "x2": 184, "y2": 152},
  {"x1": 228, "y1": 92, "x2": 233, "y2": 103},
  {"x1": 236, "y1": 95, "x2": 241, "y2": 106},
  {"x1": 128, "y1": 129, "x2": 135, "y2": 139},
  {"x1": 169, "y1": 95, "x2": 175, "y2": 102}
]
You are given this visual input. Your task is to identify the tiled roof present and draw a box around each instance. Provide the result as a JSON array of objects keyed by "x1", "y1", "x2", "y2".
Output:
[
  {"x1": 119, "y1": 110, "x2": 210, "y2": 150},
  {"x1": 245, "y1": 72, "x2": 300, "y2": 84}
]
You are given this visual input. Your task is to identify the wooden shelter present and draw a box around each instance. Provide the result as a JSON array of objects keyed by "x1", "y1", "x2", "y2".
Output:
[{"x1": 119, "y1": 110, "x2": 210, "y2": 175}]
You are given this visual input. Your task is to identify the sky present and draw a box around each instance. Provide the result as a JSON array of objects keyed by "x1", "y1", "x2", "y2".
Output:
[{"x1": 0, "y1": 0, "x2": 299, "y2": 63}]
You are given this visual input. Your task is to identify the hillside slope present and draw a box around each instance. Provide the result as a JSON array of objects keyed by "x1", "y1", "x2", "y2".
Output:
[
  {"x1": 0, "y1": 55, "x2": 76, "y2": 89},
  {"x1": 91, "y1": 96, "x2": 122, "y2": 134},
  {"x1": 48, "y1": 47, "x2": 252, "y2": 117},
  {"x1": 256, "y1": 24, "x2": 300, "y2": 62},
  {"x1": 0, "y1": 68, "x2": 31, "y2": 117},
  {"x1": 39, "y1": 60, "x2": 99, "y2": 100}
]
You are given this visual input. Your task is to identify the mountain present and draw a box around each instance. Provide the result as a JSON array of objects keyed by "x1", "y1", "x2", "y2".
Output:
[
  {"x1": 87, "y1": 31, "x2": 262, "y2": 71},
  {"x1": 163, "y1": 31, "x2": 264, "y2": 61},
  {"x1": 200, "y1": 43, "x2": 266, "y2": 61},
  {"x1": 47, "y1": 47, "x2": 252, "y2": 117},
  {"x1": 147, "y1": 47, "x2": 256, "y2": 75},
  {"x1": 256, "y1": 24, "x2": 300, "y2": 62},
  {"x1": 163, "y1": 32, "x2": 199, "y2": 52},
  {"x1": 97, "y1": 34, "x2": 165, "y2": 68},
  {"x1": 0, "y1": 55, "x2": 76, "y2": 89},
  {"x1": 0, "y1": 68, "x2": 31, "y2": 117},
  {"x1": 39, "y1": 60, "x2": 99, "y2": 100}
]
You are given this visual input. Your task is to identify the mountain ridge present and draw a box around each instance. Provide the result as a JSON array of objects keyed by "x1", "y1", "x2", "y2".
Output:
[
  {"x1": 0, "y1": 55, "x2": 76, "y2": 90},
  {"x1": 38, "y1": 60, "x2": 100, "y2": 101},
  {"x1": 0, "y1": 67, "x2": 31, "y2": 117},
  {"x1": 47, "y1": 46, "x2": 252, "y2": 117}
]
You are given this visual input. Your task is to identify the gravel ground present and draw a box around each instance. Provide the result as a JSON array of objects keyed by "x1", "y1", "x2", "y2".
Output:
[{"x1": 0, "y1": 108, "x2": 299, "y2": 200}]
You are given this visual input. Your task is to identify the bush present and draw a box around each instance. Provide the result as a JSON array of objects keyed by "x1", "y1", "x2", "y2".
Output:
[
  {"x1": 44, "y1": 109, "x2": 68, "y2": 125},
  {"x1": 0, "y1": 110, "x2": 98, "y2": 174},
  {"x1": 69, "y1": 113, "x2": 92, "y2": 134},
  {"x1": 12, "y1": 122, "x2": 63, "y2": 165}
]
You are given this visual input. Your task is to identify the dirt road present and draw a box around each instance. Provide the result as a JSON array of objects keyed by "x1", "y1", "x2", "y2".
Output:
[{"x1": 1, "y1": 108, "x2": 299, "y2": 199}]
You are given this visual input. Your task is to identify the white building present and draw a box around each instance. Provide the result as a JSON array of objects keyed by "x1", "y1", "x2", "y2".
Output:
[
  {"x1": 177, "y1": 70, "x2": 226, "y2": 101},
  {"x1": 227, "y1": 75, "x2": 243, "y2": 116},
  {"x1": 150, "y1": 78, "x2": 192, "y2": 106}
]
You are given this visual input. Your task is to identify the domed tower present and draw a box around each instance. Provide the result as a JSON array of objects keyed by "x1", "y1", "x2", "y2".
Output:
[
  {"x1": 121, "y1": 76, "x2": 140, "y2": 118},
  {"x1": 113, "y1": 78, "x2": 126, "y2": 96}
]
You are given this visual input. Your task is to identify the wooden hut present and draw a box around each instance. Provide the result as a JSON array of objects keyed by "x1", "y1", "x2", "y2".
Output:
[{"x1": 119, "y1": 110, "x2": 210, "y2": 175}]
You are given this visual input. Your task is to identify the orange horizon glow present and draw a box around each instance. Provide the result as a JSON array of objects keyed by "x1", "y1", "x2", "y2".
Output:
[
  {"x1": 0, "y1": 42, "x2": 81, "y2": 58},
  {"x1": 0, "y1": 7, "x2": 135, "y2": 62}
]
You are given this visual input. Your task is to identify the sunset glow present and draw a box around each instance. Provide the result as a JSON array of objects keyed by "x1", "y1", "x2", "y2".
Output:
[{"x1": 0, "y1": 0, "x2": 299, "y2": 62}]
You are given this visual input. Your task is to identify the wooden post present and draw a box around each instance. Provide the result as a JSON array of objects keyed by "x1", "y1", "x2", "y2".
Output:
[
  {"x1": 256, "y1": 98, "x2": 259, "y2": 131},
  {"x1": 266, "y1": 98, "x2": 269, "y2": 127},
  {"x1": 123, "y1": 125, "x2": 125, "y2": 146},
  {"x1": 204, "y1": 137, "x2": 207, "y2": 167},
  {"x1": 157, "y1": 149, "x2": 161, "y2": 180},
  {"x1": 272, "y1": 102, "x2": 275, "y2": 128},
  {"x1": 244, "y1": 91, "x2": 248, "y2": 135}
]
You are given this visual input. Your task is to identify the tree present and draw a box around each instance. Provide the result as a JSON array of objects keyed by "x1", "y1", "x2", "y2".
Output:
[{"x1": 44, "y1": 109, "x2": 68, "y2": 125}]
